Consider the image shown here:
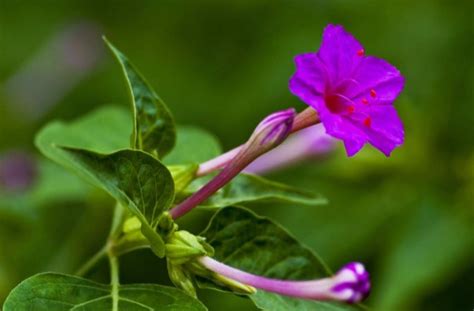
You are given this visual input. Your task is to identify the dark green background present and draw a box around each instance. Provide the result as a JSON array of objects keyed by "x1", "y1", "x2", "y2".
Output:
[{"x1": 0, "y1": 1, "x2": 473, "y2": 310}]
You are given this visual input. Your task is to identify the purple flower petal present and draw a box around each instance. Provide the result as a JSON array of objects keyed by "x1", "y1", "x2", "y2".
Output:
[
  {"x1": 289, "y1": 24, "x2": 405, "y2": 156},
  {"x1": 347, "y1": 56, "x2": 405, "y2": 105},
  {"x1": 318, "y1": 24, "x2": 364, "y2": 86},
  {"x1": 308, "y1": 97, "x2": 367, "y2": 157},
  {"x1": 364, "y1": 105, "x2": 404, "y2": 156},
  {"x1": 291, "y1": 53, "x2": 327, "y2": 95}
]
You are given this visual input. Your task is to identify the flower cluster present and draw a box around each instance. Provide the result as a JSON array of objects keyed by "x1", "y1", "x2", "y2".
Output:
[
  {"x1": 167, "y1": 24, "x2": 404, "y2": 304},
  {"x1": 3, "y1": 24, "x2": 406, "y2": 310}
]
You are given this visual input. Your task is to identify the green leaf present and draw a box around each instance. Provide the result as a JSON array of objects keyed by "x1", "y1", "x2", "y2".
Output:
[
  {"x1": 200, "y1": 206, "x2": 358, "y2": 311},
  {"x1": 164, "y1": 126, "x2": 222, "y2": 165},
  {"x1": 34, "y1": 106, "x2": 174, "y2": 257},
  {"x1": 188, "y1": 174, "x2": 326, "y2": 208},
  {"x1": 35, "y1": 105, "x2": 131, "y2": 163},
  {"x1": 104, "y1": 38, "x2": 176, "y2": 157},
  {"x1": 57, "y1": 148, "x2": 174, "y2": 257},
  {"x1": 3, "y1": 272, "x2": 207, "y2": 310}
]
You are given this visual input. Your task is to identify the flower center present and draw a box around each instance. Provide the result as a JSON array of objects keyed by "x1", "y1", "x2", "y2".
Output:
[
  {"x1": 325, "y1": 93, "x2": 354, "y2": 114},
  {"x1": 325, "y1": 94, "x2": 345, "y2": 113},
  {"x1": 363, "y1": 117, "x2": 372, "y2": 127}
]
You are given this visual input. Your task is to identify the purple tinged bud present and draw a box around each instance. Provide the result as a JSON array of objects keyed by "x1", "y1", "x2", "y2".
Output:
[
  {"x1": 197, "y1": 107, "x2": 317, "y2": 177},
  {"x1": 199, "y1": 256, "x2": 370, "y2": 304},
  {"x1": 246, "y1": 108, "x2": 296, "y2": 155},
  {"x1": 330, "y1": 262, "x2": 371, "y2": 303},
  {"x1": 244, "y1": 124, "x2": 336, "y2": 175},
  {"x1": 170, "y1": 109, "x2": 295, "y2": 219}
]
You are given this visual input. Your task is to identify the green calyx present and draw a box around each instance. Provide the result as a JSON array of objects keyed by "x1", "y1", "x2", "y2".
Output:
[
  {"x1": 167, "y1": 260, "x2": 198, "y2": 297},
  {"x1": 167, "y1": 164, "x2": 198, "y2": 193},
  {"x1": 164, "y1": 229, "x2": 214, "y2": 297},
  {"x1": 165, "y1": 230, "x2": 214, "y2": 265}
]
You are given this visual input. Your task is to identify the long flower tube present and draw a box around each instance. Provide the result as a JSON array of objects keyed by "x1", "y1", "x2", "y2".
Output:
[
  {"x1": 197, "y1": 107, "x2": 319, "y2": 177},
  {"x1": 244, "y1": 123, "x2": 336, "y2": 175},
  {"x1": 199, "y1": 256, "x2": 370, "y2": 304},
  {"x1": 169, "y1": 108, "x2": 300, "y2": 219}
]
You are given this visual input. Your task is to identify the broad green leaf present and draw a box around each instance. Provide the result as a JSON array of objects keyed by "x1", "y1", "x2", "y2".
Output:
[
  {"x1": 164, "y1": 126, "x2": 222, "y2": 165},
  {"x1": 200, "y1": 207, "x2": 358, "y2": 311},
  {"x1": 3, "y1": 272, "x2": 207, "y2": 310},
  {"x1": 34, "y1": 106, "x2": 174, "y2": 257},
  {"x1": 186, "y1": 174, "x2": 326, "y2": 208},
  {"x1": 35, "y1": 105, "x2": 131, "y2": 158},
  {"x1": 57, "y1": 148, "x2": 174, "y2": 257},
  {"x1": 105, "y1": 38, "x2": 176, "y2": 157}
]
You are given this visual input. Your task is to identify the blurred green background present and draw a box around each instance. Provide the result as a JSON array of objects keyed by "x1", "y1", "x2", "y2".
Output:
[{"x1": 0, "y1": 0, "x2": 473, "y2": 310}]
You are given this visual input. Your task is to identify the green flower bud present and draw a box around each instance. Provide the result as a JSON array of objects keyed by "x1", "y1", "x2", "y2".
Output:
[
  {"x1": 167, "y1": 260, "x2": 197, "y2": 297},
  {"x1": 165, "y1": 230, "x2": 214, "y2": 265},
  {"x1": 168, "y1": 164, "x2": 198, "y2": 193}
]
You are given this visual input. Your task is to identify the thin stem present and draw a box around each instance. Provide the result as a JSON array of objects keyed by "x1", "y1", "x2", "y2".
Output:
[
  {"x1": 291, "y1": 107, "x2": 320, "y2": 133},
  {"x1": 109, "y1": 202, "x2": 125, "y2": 239},
  {"x1": 75, "y1": 245, "x2": 108, "y2": 277},
  {"x1": 196, "y1": 147, "x2": 240, "y2": 176},
  {"x1": 108, "y1": 252, "x2": 120, "y2": 311},
  {"x1": 170, "y1": 152, "x2": 251, "y2": 219},
  {"x1": 171, "y1": 108, "x2": 311, "y2": 219},
  {"x1": 112, "y1": 238, "x2": 151, "y2": 257}
]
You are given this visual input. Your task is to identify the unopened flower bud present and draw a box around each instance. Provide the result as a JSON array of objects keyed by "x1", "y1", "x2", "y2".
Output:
[
  {"x1": 330, "y1": 262, "x2": 371, "y2": 303},
  {"x1": 169, "y1": 109, "x2": 295, "y2": 219},
  {"x1": 165, "y1": 230, "x2": 213, "y2": 265},
  {"x1": 244, "y1": 124, "x2": 336, "y2": 174},
  {"x1": 167, "y1": 260, "x2": 197, "y2": 297},
  {"x1": 247, "y1": 108, "x2": 296, "y2": 156}
]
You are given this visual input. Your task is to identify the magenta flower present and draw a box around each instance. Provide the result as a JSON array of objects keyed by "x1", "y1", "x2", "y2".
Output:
[
  {"x1": 199, "y1": 256, "x2": 370, "y2": 304},
  {"x1": 289, "y1": 24, "x2": 405, "y2": 156}
]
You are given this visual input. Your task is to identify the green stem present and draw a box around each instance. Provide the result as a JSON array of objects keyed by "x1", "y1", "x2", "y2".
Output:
[
  {"x1": 75, "y1": 245, "x2": 108, "y2": 277},
  {"x1": 113, "y1": 238, "x2": 151, "y2": 257},
  {"x1": 109, "y1": 202, "x2": 125, "y2": 239},
  {"x1": 108, "y1": 252, "x2": 120, "y2": 311},
  {"x1": 108, "y1": 203, "x2": 122, "y2": 310}
]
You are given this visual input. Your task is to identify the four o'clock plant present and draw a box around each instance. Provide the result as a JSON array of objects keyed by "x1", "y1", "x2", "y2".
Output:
[{"x1": 3, "y1": 24, "x2": 404, "y2": 311}]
